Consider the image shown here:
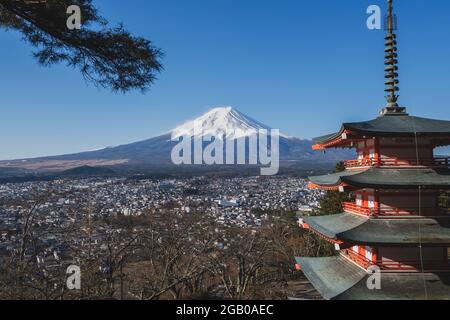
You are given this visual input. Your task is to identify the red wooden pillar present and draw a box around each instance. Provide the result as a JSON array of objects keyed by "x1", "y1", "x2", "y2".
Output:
[
  {"x1": 375, "y1": 137, "x2": 381, "y2": 167},
  {"x1": 373, "y1": 189, "x2": 380, "y2": 217}
]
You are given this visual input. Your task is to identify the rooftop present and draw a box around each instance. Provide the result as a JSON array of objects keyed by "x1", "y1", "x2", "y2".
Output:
[
  {"x1": 313, "y1": 115, "x2": 450, "y2": 148},
  {"x1": 309, "y1": 168, "x2": 450, "y2": 189},
  {"x1": 303, "y1": 213, "x2": 450, "y2": 245},
  {"x1": 296, "y1": 256, "x2": 450, "y2": 300}
]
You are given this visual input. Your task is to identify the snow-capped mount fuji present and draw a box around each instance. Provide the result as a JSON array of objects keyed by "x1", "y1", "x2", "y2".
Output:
[
  {"x1": 171, "y1": 106, "x2": 290, "y2": 140},
  {"x1": 0, "y1": 107, "x2": 353, "y2": 173}
]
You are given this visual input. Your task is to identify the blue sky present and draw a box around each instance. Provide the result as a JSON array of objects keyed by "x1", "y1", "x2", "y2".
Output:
[{"x1": 1, "y1": 0, "x2": 450, "y2": 160}]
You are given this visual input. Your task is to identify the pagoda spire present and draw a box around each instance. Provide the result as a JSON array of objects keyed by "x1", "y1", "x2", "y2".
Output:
[{"x1": 381, "y1": 0, "x2": 407, "y2": 116}]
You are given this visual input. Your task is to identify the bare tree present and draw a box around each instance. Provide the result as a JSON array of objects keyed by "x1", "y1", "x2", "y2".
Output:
[
  {"x1": 202, "y1": 227, "x2": 270, "y2": 300},
  {"x1": 0, "y1": 186, "x2": 75, "y2": 300},
  {"x1": 126, "y1": 212, "x2": 209, "y2": 300}
]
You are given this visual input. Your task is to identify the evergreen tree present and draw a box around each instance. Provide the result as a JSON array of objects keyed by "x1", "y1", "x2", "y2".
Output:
[
  {"x1": 439, "y1": 192, "x2": 450, "y2": 209},
  {"x1": 334, "y1": 161, "x2": 346, "y2": 173},
  {"x1": 318, "y1": 191, "x2": 348, "y2": 215},
  {"x1": 0, "y1": 0, "x2": 163, "y2": 92},
  {"x1": 317, "y1": 162, "x2": 349, "y2": 215}
]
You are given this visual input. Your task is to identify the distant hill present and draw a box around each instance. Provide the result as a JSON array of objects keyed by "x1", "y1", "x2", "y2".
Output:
[
  {"x1": 0, "y1": 107, "x2": 354, "y2": 175},
  {"x1": 61, "y1": 165, "x2": 116, "y2": 176}
]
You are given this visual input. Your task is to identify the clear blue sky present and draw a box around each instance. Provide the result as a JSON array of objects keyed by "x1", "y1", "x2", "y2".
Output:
[{"x1": 1, "y1": 0, "x2": 450, "y2": 160}]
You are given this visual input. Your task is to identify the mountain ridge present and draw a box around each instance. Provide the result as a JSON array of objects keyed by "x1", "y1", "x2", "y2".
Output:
[{"x1": 0, "y1": 107, "x2": 354, "y2": 173}]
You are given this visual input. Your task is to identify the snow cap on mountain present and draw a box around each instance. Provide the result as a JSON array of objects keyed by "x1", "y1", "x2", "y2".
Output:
[{"x1": 171, "y1": 106, "x2": 289, "y2": 139}]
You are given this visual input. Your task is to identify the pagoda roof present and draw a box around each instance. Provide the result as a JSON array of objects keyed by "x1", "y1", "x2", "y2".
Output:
[
  {"x1": 309, "y1": 168, "x2": 450, "y2": 190},
  {"x1": 313, "y1": 115, "x2": 450, "y2": 147},
  {"x1": 296, "y1": 256, "x2": 450, "y2": 300},
  {"x1": 303, "y1": 213, "x2": 450, "y2": 245},
  {"x1": 313, "y1": 132, "x2": 342, "y2": 145}
]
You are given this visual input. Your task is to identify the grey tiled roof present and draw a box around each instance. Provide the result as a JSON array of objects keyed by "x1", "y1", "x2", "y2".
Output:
[
  {"x1": 295, "y1": 256, "x2": 366, "y2": 300},
  {"x1": 313, "y1": 115, "x2": 450, "y2": 145},
  {"x1": 304, "y1": 213, "x2": 450, "y2": 244},
  {"x1": 309, "y1": 168, "x2": 450, "y2": 189},
  {"x1": 296, "y1": 256, "x2": 450, "y2": 300}
]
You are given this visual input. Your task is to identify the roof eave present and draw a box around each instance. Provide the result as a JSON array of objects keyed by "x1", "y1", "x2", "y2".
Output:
[{"x1": 303, "y1": 214, "x2": 450, "y2": 245}]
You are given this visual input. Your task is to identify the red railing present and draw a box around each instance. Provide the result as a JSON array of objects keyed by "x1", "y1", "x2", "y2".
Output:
[
  {"x1": 343, "y1": 202, "x2": 450, "y2": 217},
  {"x1": 344, "y1": 157, "x2": 450, "y2": 168},
  {"x1": 343, "y1": 202, "x2": 375, "y2": 216},
  {"x1": 343, "y1": 249, "x2": 371, "y2": 269},
  {"x1": 343, "y1": 250, "x2": 450, "y2": 272},
  {"x1": 344, "y1": 158, "x2": 376, "y2": 168},
  {"x1": 377, "y1": 260, "x2": 450, "y2": 271},
  {"x1": 379, "y1": 207, "x2": 450, "y2": 216}
]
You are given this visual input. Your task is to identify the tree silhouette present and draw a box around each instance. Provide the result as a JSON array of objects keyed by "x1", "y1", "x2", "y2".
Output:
[{"x1": 0, "y1": 0, "x2": 163, "y2": 92}]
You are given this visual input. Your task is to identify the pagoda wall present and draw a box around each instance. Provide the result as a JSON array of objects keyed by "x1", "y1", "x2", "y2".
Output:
[
  {"x1": 378, "y1": 136, "x2": 433, "y2": 149},
  {"x1": 379, "y1": 147, "x2": 432, "y2": 161},
  {"x1": 379, "y1": 247, "x2": 446, "y2": 262},
  {"x1": 350, "y1": 189, "x2": 439, "y2": 217},
  {"x1": 354, "y1": 137, "x2": 439, "y2": 165},
  {"x1": 379, "y1": 191, "x2": 438, "y2": 217},
  {"x1": 342, "y1": 245, "x2": 449, "y2": 271},
  {"x1": 356, "y1": 139, "x2": 376, "y2": 160},
  {"x1": 353, "y1": 189, "x2": 376, "y2": 208},
  {"x1": 378, "y1": 136, "x2": 433, "y2": 163}
]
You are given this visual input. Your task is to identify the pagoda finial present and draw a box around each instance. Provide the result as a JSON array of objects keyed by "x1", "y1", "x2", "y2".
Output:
[{"x1": 380, "y1": 0, "x2": 407, "y2": 116}]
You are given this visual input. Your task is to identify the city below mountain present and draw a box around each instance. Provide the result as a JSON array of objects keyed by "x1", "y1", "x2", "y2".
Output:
[{"x1": 0, "y1": 107, "x2": 353, "y2": 177}]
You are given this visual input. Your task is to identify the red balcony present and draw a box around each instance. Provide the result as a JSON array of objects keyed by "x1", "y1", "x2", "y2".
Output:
[
  {"x1": 343, "y1": 249, "x2": 450, "y2": 272},
  {"x1": 343, "y1": 202, "x2": 450, "y2": 217},
  {"x1": 377, "y1": 260, "x2": 450, "y2": 272},
  {"x1": 378, "y1": 206, "x2": 450, "y2": 216},
  {"x1": 344, "y1": 158, "x2": 376, "y2": 168},
  {"x1": 344, "y1": 157, "x2": 450, "y2": 169},
  {"x1": 343, "y1": 202, "x2": 375, "y2": 216}
]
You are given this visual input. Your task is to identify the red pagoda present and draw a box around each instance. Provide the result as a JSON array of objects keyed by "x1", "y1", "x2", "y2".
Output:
[{"x1": 296, "y1": 0, "x2": 450, "y2": 300}]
